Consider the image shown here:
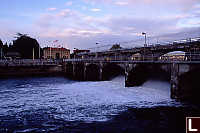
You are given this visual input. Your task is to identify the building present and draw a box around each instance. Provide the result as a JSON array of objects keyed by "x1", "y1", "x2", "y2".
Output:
[
  {"x1": 73, "y1": 49, "x2": 90, "y2": 54},
  {"x1": 43, "y1": 47, "x2": 70, "y2": 59},
  {"x1": 131, "y1": 53, "x2": 142, "y2": 60},
  {"x1": 159, "y1": 51, "x2": 185, "y2": 61},
  {"x1": 71, "y1": 49, "x2": 90, "y2": 58}
]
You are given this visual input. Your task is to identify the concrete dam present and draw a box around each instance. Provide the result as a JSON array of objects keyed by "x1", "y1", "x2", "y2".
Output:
[{"x1": 63, "y1": 60, "x2": 200, "y2": 100}]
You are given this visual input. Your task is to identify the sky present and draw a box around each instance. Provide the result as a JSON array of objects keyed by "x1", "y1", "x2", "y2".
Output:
[{"x1": 0, "y1": 0, "x2": 200, "y2": 51}]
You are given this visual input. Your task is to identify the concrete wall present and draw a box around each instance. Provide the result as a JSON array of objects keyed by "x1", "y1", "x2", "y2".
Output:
[
  {"x1": 171, "y1": 63, "x2": 200, "y2": 100},
  {"x1": 0, "y1": 65, "x2": 63, "y2": 78}
]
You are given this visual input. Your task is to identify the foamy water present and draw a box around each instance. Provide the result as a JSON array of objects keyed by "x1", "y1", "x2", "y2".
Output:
[{"x1": 0, "y1": 76, "x2": 182, "y2": 122}]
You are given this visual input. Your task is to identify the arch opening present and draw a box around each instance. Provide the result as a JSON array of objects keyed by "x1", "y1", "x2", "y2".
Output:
[
  {"x1": 102, "y1": 63, "x2": 125, "y2": 80},
  {"x1": 179, "y1": 68, "x2": 200, "y2": 101},
  {"x1": 85, "y1": 64, "x2": 100, "y2": 81},
  {"x1": 127, "y1": 64, "x2": 170, "y2": 87},
  {"x1": 74, "y1": 63, "x2": 84, "y2": 80},
  {"x1": 64, "y1": 63, "x2": 73, "y2": 79}
]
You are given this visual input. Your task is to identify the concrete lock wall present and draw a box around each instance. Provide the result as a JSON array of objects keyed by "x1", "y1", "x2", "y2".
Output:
[
  {"x1": 125, "y1": 63, "x2": 200, "y2": 100},
  {"x1": 171, "y1": 63, "x2": 200, "y2": 100},
  {"x1": 0, "y1": 65, "x2": 63, "y2": 78}
]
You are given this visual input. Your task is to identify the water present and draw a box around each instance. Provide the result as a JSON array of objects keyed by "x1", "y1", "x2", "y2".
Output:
[
  {"x1": 0, "y1": 76, "x2": 193, "y2": 132},
  {"x1": 0, "y1": 76, "x2": 181, "y2": 121}
]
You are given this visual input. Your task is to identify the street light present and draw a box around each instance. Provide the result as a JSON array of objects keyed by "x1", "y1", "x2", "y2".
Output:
[
  {"x1": 142, "y1": 32, "x2": 147, "y2": 61},
  {"x1": 95, "y1": 42, "x2": 100, "y2": 58},
  {"x1": 142, "y1": 32, "x2": 147, "y2": 47}
]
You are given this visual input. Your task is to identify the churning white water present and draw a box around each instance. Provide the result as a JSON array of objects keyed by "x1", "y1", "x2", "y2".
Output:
[{"x1": 0, "y1": 76, "x2": 182, "y2": 122}]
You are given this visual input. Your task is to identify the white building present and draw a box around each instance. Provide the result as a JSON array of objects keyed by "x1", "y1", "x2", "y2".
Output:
[{"x1": 160, "y1": 51, "x2": 186, "y2": 61}]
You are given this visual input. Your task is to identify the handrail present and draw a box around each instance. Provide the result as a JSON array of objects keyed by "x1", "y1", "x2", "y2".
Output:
[
  {"x1": 64, "y1": 53, "x2": 200, "y2": 62},
  {"x1": 1, "y1": 52, "x2": 200, "y2": 65}
]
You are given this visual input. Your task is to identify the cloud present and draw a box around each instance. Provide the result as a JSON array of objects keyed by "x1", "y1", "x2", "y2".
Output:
[
  {"x1": 115, "y1": 1, "x2": 129, "y2": 6},
  {"x1": 56, "y1": 9, "x2": 72, "y2": 17},
  {"x1": 47, "y1": 8, "x2": 57, "y2": 11},
  {"x1": 33, "y1": 4, "x2": 200, "y2": 49},
  {"x1": 66, "y1": 1, "x2": 73, "y2": 6},
  {"x1": 83, "y1": 0, "x2": 112, "y2": 5},
  {"x1": 1, "y1": 0, "x2": 199, "y2": 50},
  {"x1": 83, "y1": 0, "x2": 199, "y2": 11},
  {"x1": 128, "y1": 0, "x2": 199, "y2": 10},
  {"x1": 90, "y1": 8, "x2": 101, "y2": 12}
]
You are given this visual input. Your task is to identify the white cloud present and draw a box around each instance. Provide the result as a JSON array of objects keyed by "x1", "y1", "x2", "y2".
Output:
[
  {"x1": 90, "y1": 8, "x2": 101, "y2": 12},
  {"x1": 33, "y1": 5, "x2": 200, "y2": 49},
  {"x1": 2, "y1": 0, "x2": 199, "y2": 50},
  {"x1": 57, "y1": 9, "x2": 72, "y2": 17},
  {"x1": 115, "y1": 1, "x2": 129, "y2": 6},
  {"x1": 47, "y1": 8, "x2": 57, "y2": 11},
  {"x1": 83, "y1": 0, "x2": 199, "y2": 11}
]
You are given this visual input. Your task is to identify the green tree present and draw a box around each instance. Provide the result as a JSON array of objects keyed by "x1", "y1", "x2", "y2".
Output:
[{"x1": 12, "y1": 33, "x2": 41, "y2": 59}]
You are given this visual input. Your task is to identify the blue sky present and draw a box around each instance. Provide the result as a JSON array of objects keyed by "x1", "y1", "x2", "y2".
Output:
[{"x1": 0, "y1": 0, "x2": 200, "y2": 50}]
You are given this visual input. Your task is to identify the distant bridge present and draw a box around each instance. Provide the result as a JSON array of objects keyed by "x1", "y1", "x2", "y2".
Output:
[{"x1": 74, "y1": 37, "x2": 200, "y2": 61}]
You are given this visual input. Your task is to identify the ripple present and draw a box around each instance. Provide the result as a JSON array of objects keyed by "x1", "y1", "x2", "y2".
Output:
[{"x1": 0, "y1": 76, "x2": 184, "y2": 122}]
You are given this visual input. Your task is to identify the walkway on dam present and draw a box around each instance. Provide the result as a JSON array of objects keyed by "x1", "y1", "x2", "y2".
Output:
[
  {"x1": 63, "y1": 59, "x2": 200, "y2": 64},
  {"x1": 1, "y1": 58, "x2": 200, "y2": 67}
]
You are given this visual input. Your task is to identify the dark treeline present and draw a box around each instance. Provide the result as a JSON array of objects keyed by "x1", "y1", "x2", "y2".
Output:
[
  {"x1": 0, "y1": 39, "x2": 3, "y2": 47},
  {"x1": 0, "y1": 33, "x2": 42, "y2": 59}
]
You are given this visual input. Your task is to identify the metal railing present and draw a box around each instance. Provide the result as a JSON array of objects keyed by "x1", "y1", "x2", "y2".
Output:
[{"x1": 63, "y1": 53, "x2": 200, "y2": 63}]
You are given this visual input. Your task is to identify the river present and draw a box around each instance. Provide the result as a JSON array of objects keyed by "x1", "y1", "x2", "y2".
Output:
[{"x1": 0, "y1": 76, "x2": 199, "y2": 133}]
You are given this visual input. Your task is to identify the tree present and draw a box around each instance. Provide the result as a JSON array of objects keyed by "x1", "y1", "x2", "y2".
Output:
[
  {"x1": 0, "y1": 39, "x2": 3, "y2": 59},
  {"x1": 2, "y1": 42, "x2": 9, "y2": 54},
  {"x1": 12, "y1": 33, "x2": 41, "y2": 59},
  {"x1": 0, "y1": 39, "x2": 3, "y2": 48},
  {"x1": 110, "y1": 44, "x2": 122, "y2": 50}
]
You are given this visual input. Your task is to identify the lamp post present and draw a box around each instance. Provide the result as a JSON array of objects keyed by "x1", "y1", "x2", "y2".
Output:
[
  {"x1": 142, "y1": 32, "x2": 147, "y2": 61},
  {"x1": 96, "y1": 42, "x2": 99, "y2": 59},
  {"x1": 142, "y1": 32, "x2": 147, "y2": 47}
]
